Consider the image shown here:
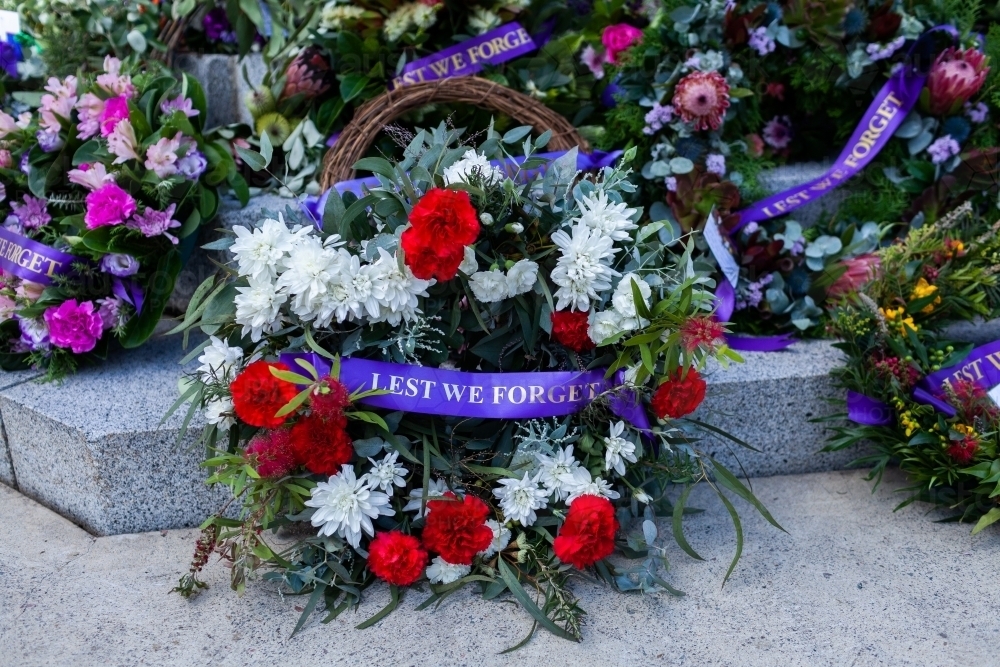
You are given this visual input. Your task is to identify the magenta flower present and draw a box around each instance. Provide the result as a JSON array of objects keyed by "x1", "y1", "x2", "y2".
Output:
[
  {"x1": 100, "y1": 96, "x2": 131, "y2": 137},
  {"x1": 44, "y1": 299, "x2": 103, "y2": 354},
  {"x1": 127, "y1": 203, "x2": 181, "y2": 244},
  {"x1": 84, "y1": 183, "x2": 137, "y2": 229},
  {"x1": 601, "y1": 24, "x2": 643, "y2": 65}
]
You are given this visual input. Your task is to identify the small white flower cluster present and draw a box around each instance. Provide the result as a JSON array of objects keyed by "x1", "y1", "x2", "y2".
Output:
[
  {"x1": 230, "y1": 216, "x2": 432, "y2": 341},
  {"x1": 442, "y1": 149, "x2": 504, "y2": 187},
  {"x1": 588, "y1": 273, "x2": 653, "y2": 345},
  {"x1": 306, "y1": 453, "x2": 409, "y2": 548},
  {"x1": 468, "y1": 259, "x2": 539, "y2": 303},
  {"x1": 383, "y1": 1, "x2": 440, "y2": 41},
  {"x1": 197, "y1": 336, "x2": 249, "y2": 432}
]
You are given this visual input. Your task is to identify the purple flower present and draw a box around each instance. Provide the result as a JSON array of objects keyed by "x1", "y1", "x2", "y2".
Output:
[
  {"x1": 643, "y1": 103, "x2": 675, "y2": 135},
  {"x1": 742, "y1": 221, "x2": 760, "y2": 235},
  {"x1": 866, "y1": 37, "x2": 905, "y2": 62},
  {"x1": 965, "y1": 101, "x2": 988, "y2": 124},
  {"x1": 762, "y1": 115, "x2": 793, "y2": 149},
  {"x1": 35, "y1": 128, "x2": 64, "y2": 153},
  {"x1": 100, "y1": 253, "x2": 140, "y2": 277},
  {"x1": 927, "y1": 135, "x2": 960, "y2": 164},
  {"x1": 127, "y1": 204, "x2": 181, "y2": 244},
  {"x1": 177, "y1": 149, "x2": 208, "y2": 180},
  {"x1": 19, "y1": 152, "x2": 29, "y2": 175},
  {"x1": 160, "y1": 95, "x2": 199, "y2": 118},
  {"x1": 748, "y1": 27, "x2": 776, "y2": 56},
  {"x1": 11, "y1": 195, "x2": 51, "y2": 229},
  {"x1": 203, "y1": 8, "x2": 236, "y2": 43},
  {"x1": 665, "y1": 176, "x2": 678, "y2": 192},
  {"x1": 706, "y1": 153, "x2": 726, "y2": 176},
  {"x1": 44, "y1": 299, "x2": 103, "y2": 354},
  {"x1": 96, "y1": 296, "x2": 123, "y2": 330},
  {"x1": 18, "y1": 316, "x2": 50, "y2": 352},
  {"x1": 326, "y1": 132, "x2": 341, "y2": 148},
  {"x1": 3, "y1": 214, "x2": 23, "y2": 235}
]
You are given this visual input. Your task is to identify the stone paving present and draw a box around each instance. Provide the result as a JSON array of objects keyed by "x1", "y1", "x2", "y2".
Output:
[{"x1": 1, "y1": 468, "x2": 996, "y2": 667}]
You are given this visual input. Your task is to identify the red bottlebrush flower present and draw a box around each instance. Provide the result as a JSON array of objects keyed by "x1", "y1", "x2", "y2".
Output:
[
  {"x1": 680, "y1": 316, "x2": 726, "y2": 352},
  {"x1": 553, "y1": 494, "x2": 618, "y2": 569},
  {"x1": 288, "y1": 413, "x2": 354, "y2": 476},
  {"x1": 948, "y1": 379, "x2": 1000, "y2": 423},
  {"x1": 926, "y1": 47, "x2": 990, "y2": 116},
  {"x1": 245, "y1": 429, "x2": 298, "y2": 478},
  {"x1": 230, "y1": 361, "x2": 300, "y2": 428},
  {"x1": 672, "y1": 71, "x2": 731, "y2": 131},
  {"x1": 947, "y1": 436, "x2": 979, "y2": 464},
  {"x1": 550, "y1": 310, "x2": 596, "y2": 352},
  {"x1": 827, "y1": 254, "x2": 882, "y2": 300},
  {"x1": 367, "y1": 530, "x2": 428, "y2": 586},
  {"x1": 651, "y1": 368, "x2": 707, "y2": 420},
  {"x1": 421, "y1": 492, "x2": 493, "y2": 566},
  {"x1": 281, "y1": 46, "x2": 333, "y2": 100},
  {"x1": 401, "y1": 188, "x2": 480, "y2": 281},
  {"x1": 310, "y1": 375, "x2": 352, "y2": 421}
]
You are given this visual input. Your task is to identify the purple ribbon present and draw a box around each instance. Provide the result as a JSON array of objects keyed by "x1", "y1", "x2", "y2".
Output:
[
  {"x1": 713, "y1": 280, "x2": 797, "y2": 352},
  {"x1": 280, "y1": 352, "x2": 655, "y2": 443},
  {"x1": 0, "y1": 226, "x2": 78, "y2": 286},
  {"x1": 112, "y1": 277, "x2": 145, "y2": 315},
  {"x1": 390, "y1": 23, "x2": 537, "y2": 90},
  {"x1": 0, "y1": 37, "x2": 20, "y2": 79},
  {"x1": 846, "y1": 390, "x2": 894, "y2": 426}
]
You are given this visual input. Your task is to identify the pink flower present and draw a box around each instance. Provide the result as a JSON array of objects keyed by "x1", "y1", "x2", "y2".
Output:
[
  {"x1": 75, "y1": 93, "x2": 106, "y2": 140},
  {"x1": 0, "y1": 150, "x2": 10, "y2": 169},
  {"x1": 762, "y1": 115, "x2": 793, "y2": 149},
  {"x1": 16, "y1": 281, "x2": 45, "y2": 301},
  {"x1": 84, "y1": 183, "x2": 136, "y2": 229},
  {"x1": 746, "y1": 133, "x2": 765, "y2": 157},
  {"x1": 127, "y1": 203, "x2": 181, "y2": 244},
  {"x1": 39, "y1": 76, "x2": 77, "y2": 133},
  {"x1": 0, "y1": 111, "x2": 16, "y2": 138},
  {"x1": 827, "y1": 254, "x2": 882, "y2": 299},
  {"x1": 601, "y1": 24, "x2": 643, "y2": 65},
  {"x1": 100, "y1": 96, "x2": 130, "y2": 137},
  {"x1": 96, "y1": 56, "x2": 135, "y2": 98},
  {"x1": 672, "y1": 70, "x2": 731, "y2": 131},
  {"x1": 106, "y1": 120, "x2": 141, "y2": 164},
  {"x1": 0, "y1": 293, "x2": 15, "y2": 321},
  {"x1": 580, "y1": 45, "x2": 605, "y2": 79},
  {"x1": 44, "y1": 300, "x2": 103, "y2": 354},
  {"x1": 68, "y1": 163, "x2": 116, "y2": 191},
  {"x1": 926, "y1": 47, "x2": 990, "y2": 116},
  {"x1": 144, "y1": 132, "x2": 182, "y2": 179}
]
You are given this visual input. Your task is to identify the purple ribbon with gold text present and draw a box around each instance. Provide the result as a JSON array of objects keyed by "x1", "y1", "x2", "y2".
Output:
[{"x1": 0, "y1": 226, "x2": 78, "y2": 286}]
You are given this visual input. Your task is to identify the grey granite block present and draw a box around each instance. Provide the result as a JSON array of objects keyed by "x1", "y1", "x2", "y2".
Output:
[
  {"x1": 0, "y1": 368, "x2": 43, "y2": 488},
  {"x1": 693, "y1": 339, "x2": 862, "y2": 477},
  {"x1": 940, "y1": 317, "x2": 1000, "y2": 346},
  {"x1": 173, "y1": 53, "x2": 266, "y2": 130},
  {"x1": 0, "y1": 337, "x2": 229, "y2": 536}
]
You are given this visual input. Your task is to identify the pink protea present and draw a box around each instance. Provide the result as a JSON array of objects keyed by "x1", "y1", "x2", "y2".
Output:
[
  {"x1": 281, "y1": 47, "x2": 333, "y2": 100},
  {"x1": 827, "y1": 254, "x2": 882, "y2": 299},
  {"x1": 672, "y1": 71, "x2": 731, "y2": 131},
  {"x1": 926, "y1": 47, "x2": 990, "y2": 116}
]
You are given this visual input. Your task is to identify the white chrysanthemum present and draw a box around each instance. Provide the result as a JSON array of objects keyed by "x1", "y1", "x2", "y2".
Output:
[
  {"x1": 550, "y1": 224, "x2": 620, "y2": 311},
  {"x1": 275, "y1": 236, "x2": 342, "y2": 319},
  {"x1": 588, "y1": 309, "x2": 624, "y2": 345},
  {"x1": 574, "y1": 191, "x2": 638, "y2": 242},
  {"x1": 468, "y1": 7, "x2": 501, "y2": 34},
  {"x1": 311, "y1": 251, "x2": 363, "y2": 327},
  {"x1": 505, "y1": 259, "x2": 538, "y2": 297},
  {"x1": 535, "y1": 445, "x2": 582, "y2": 501},
  {"x1": 479, "y1": 519, "x2": 512, "y2": 558},
  {"x1": 370, "y1": 249, "x2": 431, "y2": 326},
  {"x1": 230, "y1": 217, "x2": 309, "y2": 281},
  {"x1": 351, "y1": 259, "x2": 390, "y2": 319},
  {"x1": 402, "y1": 478, "x2": 452, "y2": 518},
  {"x1": 363, "y1": 451, "x2": 408, "y2": 494},
  {"x1": 204, "y1": 396, "x2": 235, "y2": 431},
  {"x1": 604, "y1": 420, "x2": 638, "y2": 476},
  {"x1": 235, "y1": 276, "x2": 287, "y2": 342},
  {"x1": 458, "y1": 245, "x2": 479, "y2": 275},
  {"x1": 426, "y1": 556, "x2": 470, "y2": 584},
  {"x1": 612, "y1": 273, "x2": 652, "y2": 320},
  {"x1": 196, "y1": 336, "x2": 243, "y2": 380},
  {"x1": 493, "y1": 473, "x2": 549, "y2": 526},
  {"x1": 469, "y1": 269, "x2": 508, "y2": 303},
  {"x1": 306, "y1": 465, "x2": 394, "y2": 548},
  {"x1": 443, "y1": 149, "x2": 503, "y2": 186},
  {"x1": 560, "y1": 467, "x2": 621, "y2": 504}
]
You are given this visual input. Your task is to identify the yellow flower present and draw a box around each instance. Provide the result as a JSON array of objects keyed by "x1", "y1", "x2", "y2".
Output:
[
  {"x1": 953, "y1": 423, "x2": 977, "y2": 438},
  {"x1": 909, "y1": 278, "x2": 941, "y2": 314},
  {"x1": 880, "y1": 307, "x2": 918, "y2": 334}
]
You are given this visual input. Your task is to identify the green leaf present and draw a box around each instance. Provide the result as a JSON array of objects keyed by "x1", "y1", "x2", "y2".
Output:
[
  {"x1": 340, "y1": 74, "x2": 369, "y2": 103},
  {"x1": 497, "y1": 560, "x2": 578, "y2": 641},
  {"x1": 235, "y1": 145, "x2": 267, "y2": 171},
  {"x1": 971, "y1": 507, "x2": 1000, "y2": 535},
  {"x1": 672, "y1": 485, "x2": 704, "y2": 561},
  {"x1": 269, "y1": 368, "x2": 314, "y2": 386},
  {"x1": 274, "y1": 387, "x2": 312, "y2": 418},
  {"x1": 715, "y1": 489, "x2": 743, "y2": 587},
  {"x1": 259, "y1": 130, "x2": 273, "y2": 166},
  {"x1": 500, "y1": 621, "x2": 537, "y2": 654},
  {"x1": 352, "y1": 157, "x2": 397, "y2": 180},
  {"x1": 355, "y1": 585, "x2": 400, "y2": 629},
  {"x1": 290, "y1": 583, "x2": 326, "y2": 637},
  {"x1": 121, "y1": 251, "x2": 182, "y2": 348},
  {"x1": 710, "y1": 458, "x2": 786, "y2": 533}
]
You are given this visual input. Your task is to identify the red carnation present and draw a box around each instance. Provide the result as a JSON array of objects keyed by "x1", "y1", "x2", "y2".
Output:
[
  {"x1": 550, "y1": 310, "x2": 595, "y2": 352},
  {"x1": 680, "y1": 316, "x2": 726, "y2": 352},
  {"x1": 553, "y1": 494, "x2": 618, "y2": 569},
  {"x1": 402, "y1": 188, "x2": 480, "y2": 281},
  {"x1": 651, "y1": 368, "x2": 707, "y2": 420},
  {"x1": 230, "y1": 361, "x2": 300, "y2": 428},
  {"x1": 310, "y1": 375, "x2": 352, "y2": 421},
  {"x1": 288, "y1": 413, "x2": 354, "y2": 476},
  {"x1": 421, "y1": 492, "x2": 493, "y2": 565},
  {"x1": 245, "y1": 429, "x2": 298, "y2": 478},
  {"x1": 367, "y1": 531, "x2": 428, "y2": 586},
  {"x1": 400, "y1": 227, "x2": 467, "y2": 281}
]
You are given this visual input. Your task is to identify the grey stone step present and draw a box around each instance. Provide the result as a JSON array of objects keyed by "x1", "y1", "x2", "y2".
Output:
[{"x1": 173, "y1": 53, "x2": 266, "y2": 130}]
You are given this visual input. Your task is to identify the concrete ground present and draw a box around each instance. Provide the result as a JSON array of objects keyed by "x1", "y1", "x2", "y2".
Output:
[{"x1": 0, "y1": 469, "x2": 997, "y2": 667}]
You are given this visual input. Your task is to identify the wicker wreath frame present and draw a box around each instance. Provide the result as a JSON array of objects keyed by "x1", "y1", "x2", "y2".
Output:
[{"x1": 320, "y1": 77, "x2": 590, "y2": 190}]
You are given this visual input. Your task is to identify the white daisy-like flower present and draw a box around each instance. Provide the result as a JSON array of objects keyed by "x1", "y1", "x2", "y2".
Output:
[
  {"x1": 196, "y1": 336, "x2": 243, "y2": 380},
  {"x1": 493, "y1": 472, "x2": 549, "y2": 526},
  {"x1": 363, "y1": 451, "x2": 408, "y2": 494},
  {"x1": 458, "y1": 245, "x2": 479, "y2": 275},
  {"x1": 560, "y1": 467, "x2": 621, "y2": 504},
  {"x1": 467, "y1": 7, "x2": 501, "y2": 34},
  {"x1": 402, "y1": 478, "x2": 452, "y2": 518},
  {"x1": 426, "y1": 556, "x2": 470, "y2": 584},
  {"x1": 588, "y1": 309, "x2": 624, "y2": 345},
  {"x1": 234, "y1": 276, "x2": 287, "y2": 342},
  {"x1": 230, "y1": 217, "x2": 309, "y2": 281},
  {"x1": 612, "y1": 273, "x2": 652, "y2": 321},
  {"x1": 535, "y1": 445, "x2": 582, "y2": 501},
  {"x1": 550, "y1": 224, "x2": 620, "y2": 311},
  {"x1": 505, "y1": 259, "x2": 538, "y2": 297},
  {"x1": 469, "y1": 269, "x2": 509, "y2": 303},
  {"x1": 275, "y1": 235, "x2": 342, "y2": 319},
  {"x1": 370, "y1": 249, "x2": 431, "y2": 326},
  {"x1": 442, "y1": 149, "x2": 503, "y2": 186},
  {"x1": 604, "y1": 420, "x2": 638, "y2": 476},
  {"x1": 478, "y1": 519, "x2": 512, "y2": 558},
  {"x1": 204, "y1": 396, "x2": 235, "y2": 431},
  {"x1": 350, "y1": 259, "x2": 390, "y2": 319},
  {"x1": 574, "y1": 191, "x2": 638, "y2": 242},
  {"x1": 305, "y1": 465, "x2": 394, "y2": 549}
]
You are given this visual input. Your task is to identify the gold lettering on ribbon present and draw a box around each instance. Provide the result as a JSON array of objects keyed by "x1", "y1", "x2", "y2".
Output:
[
  {"x1": 941, "y1": 358, "x2": 987, "y2": 391},
  {"x1": 843, "y1": 91, "x2": 905, "y2": 169},
  {"x1": 393, "y1": 27, "x2": 529, "y2": 88}
]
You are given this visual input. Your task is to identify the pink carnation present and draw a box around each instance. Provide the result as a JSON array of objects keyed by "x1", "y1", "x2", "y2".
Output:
[
  {"x1": 100, "y1": 96, "x2": 131, "y2": 137},
  {"x1": 601, "y1": 24, "x2": 643, "y2": 65},
  {"x1": 44, "y1": 299, "x2": 103, "y2": 354},
  {"x1": 84, "y1": 183, "x2": 136, "y2": 229}
]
